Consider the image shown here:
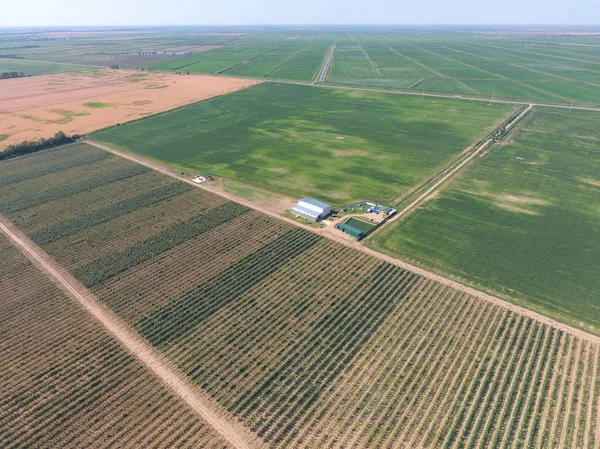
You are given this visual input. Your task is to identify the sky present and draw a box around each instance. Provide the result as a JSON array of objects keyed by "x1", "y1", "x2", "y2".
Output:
[{"x1": 1, "y1": 0, "x2": 600, "y2": 27}]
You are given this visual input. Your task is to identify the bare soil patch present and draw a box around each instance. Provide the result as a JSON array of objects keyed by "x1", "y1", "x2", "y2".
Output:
[
  {"x1": 0, "y1": 69, "x2": 260, "y2": 148},
  {"x1": 580, "y1": 178, "x2": 600, "y2": 188},
  {"x1": 501, "y1": 194, "x2": 549, "y2": 205},
  {"x1": 330, "y1": 149, "x2": 370, "y2": 157}
]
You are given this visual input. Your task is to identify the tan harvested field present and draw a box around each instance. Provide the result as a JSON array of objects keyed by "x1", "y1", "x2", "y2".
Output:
[{"x1": 0, "y1": 69, "x2": 260, "y2": 148}]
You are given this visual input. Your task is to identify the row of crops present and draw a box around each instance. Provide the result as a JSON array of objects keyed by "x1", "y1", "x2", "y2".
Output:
[
  {"x1": 0, "y1": 234, "x2": 231, "y2": 449},
  {"x1": 1, "y1": 142, "x2": 599, "y2": 448}
]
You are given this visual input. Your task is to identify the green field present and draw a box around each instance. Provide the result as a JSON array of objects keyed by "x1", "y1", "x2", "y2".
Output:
[
  {"x1": 326, "y1": 37, "x2": 600, "y2": 106},
  {"x1": 369, "y1": 107, "x2": 600, "y2": 332},
  {"x1": 93, "y1": 83, "x2": 513, "y2": 205},
  {"x1": 0, "y1": 58, "x2": 93, "y2": 76}
]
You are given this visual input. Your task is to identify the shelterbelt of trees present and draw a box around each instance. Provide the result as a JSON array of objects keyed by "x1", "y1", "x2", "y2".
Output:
[
  {"x1": 0, "y1": 131, "x2": 80, "y2": 161},
  {"x1": 1, "y1": 71, "x2": 26, "y2": 79}
]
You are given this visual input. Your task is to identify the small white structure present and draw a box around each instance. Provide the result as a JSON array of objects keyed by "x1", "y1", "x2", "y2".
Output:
[{"x1": 291, "y1": 198, "x2": 331, "y2": 221}]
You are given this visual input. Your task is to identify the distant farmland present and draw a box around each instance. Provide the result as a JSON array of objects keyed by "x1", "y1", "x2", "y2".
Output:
[
  {"x1": 148, "y1": 36, "x2": 334, "y2": 81},
  {"x1": 0, "y1": 58, "x2": 94, "y2": 76},
  {"x1": 325, "y1": 37, "x2": 600, "y2": 106},
  {"x1": 3, "y1": 27, "x2": 599, "y2": 105},
  {"x1": 369, "y1": 107, "x2": 600, "y2": 333},
  {"x1": 1, "y1": 141, "x2": 600, "y2": 449},
  {"x1": 93, "y1": 83, "x2": 514, "y2": 205}
]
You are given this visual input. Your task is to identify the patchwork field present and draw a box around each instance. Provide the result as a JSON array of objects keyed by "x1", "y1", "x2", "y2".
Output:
[
  {"x1": 3, "y1": 27, "x2": 599, "y2": 105},
  {"x1": 2, "y1": 141, "x2": 600, "y2": 449},
  {"x1": 325, "y1": 36, "x2": 600, "y2": 106},
  {"x1": 93, "y1": 82, "x2": 514, "y2": 205},
  {"x1": 150, "y1": 37, "x2": 336, "y2": 82},
  {"x1": 0, "y1": 69, "x2": 259, "y2": 148},
  {"x1": 0, "y1": 232, "x2": 233, "y2": 448},
  {"x1": 369, "y1": 107, "x2": 600, "y2": 333}
]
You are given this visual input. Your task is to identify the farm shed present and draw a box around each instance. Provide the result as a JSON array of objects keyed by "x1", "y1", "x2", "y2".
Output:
[
  {"x1": 336, "y1": 222, "x2": 365, "y2": 239},
  {"x1": 291, "y1": 197, "x2": 331, "y2": 221}
]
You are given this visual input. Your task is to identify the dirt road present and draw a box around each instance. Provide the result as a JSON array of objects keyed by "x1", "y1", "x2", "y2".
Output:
[
  {"x1": 267, "y1": 78, "x2": 600, "y2": 113},
  {"x1": 85, "y1": 139, "x2": 600, "y2": 346},
  {"x1": 0, "y1": 217, "x2": 263, "y2": 449},
  {"x1": 386, "y1": 104, "x2": 533, "y2": 226}
]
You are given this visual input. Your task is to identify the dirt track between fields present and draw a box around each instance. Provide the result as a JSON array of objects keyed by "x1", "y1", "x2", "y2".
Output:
[
  {"x1": 386, "y1": 104, "x2": 533, "y2": 226},
  {"x1": 0, "y1": 69, "x2": 259, "y2": 148},
  {"x1": 269, "y1": 79, "x2": 600, "y2": 113},
  {"x1": 0, "y1": 217, "x2": 263, "y2": 449},
  {"x1": 86, "y1": 139, "x2": 600, "y2": 346}
]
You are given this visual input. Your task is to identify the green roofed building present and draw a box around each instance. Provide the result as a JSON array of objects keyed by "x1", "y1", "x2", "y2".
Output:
[
  {"x1": 336, "y1": 222, "x2": 364, "y2": 239},
  {"x1": 336, "y1": 217, "x2": 375, "y2": 239}
]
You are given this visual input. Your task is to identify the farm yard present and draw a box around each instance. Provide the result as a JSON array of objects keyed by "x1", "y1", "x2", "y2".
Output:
[
  {"x1": 0, "y1": 69, "x2": 258, "y2": 148},
  {"x1": 93, "y1": 82, "x2": 514, "y2": 205},
  {"x1": 369, "y1": 107, "x2": 600, "y2": 333},
  {"x1": 0, "y1": 232, "x2": 233, "y2": 449},
  {"x1": 1, "y1": 141, "x2": 600, "y2": 448}
]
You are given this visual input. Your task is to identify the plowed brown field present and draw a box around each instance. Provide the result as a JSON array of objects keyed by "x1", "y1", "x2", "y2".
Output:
[{"x1": 0, "y1": 69, "x2": 259, "y2": 148}]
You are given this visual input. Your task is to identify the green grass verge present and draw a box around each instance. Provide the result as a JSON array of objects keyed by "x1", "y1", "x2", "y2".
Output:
[
  {"x1": 368, "y1": 107, "x2": 600, "y2": 333},
  {"x1": 83, "y1": 102, "x2": 116, "y2": 109},
  {"x1": 93, "y1": 83, "x2": 513, "y2": 205}
]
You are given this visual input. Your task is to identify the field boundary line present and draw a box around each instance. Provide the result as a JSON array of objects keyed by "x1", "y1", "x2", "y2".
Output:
[
  {"x1": 0, "y1": 216, "x2": 263, "y2": 449},
  {"x1": 460, "y1": 39, "x2": 600, "y2": 69},
  {"x1": 436, "y1": 43, "x2": 573, "y2": 102},
  {"x1": 264, "y1": 39, "x2": 314, "y2": 78},
  {"x1": 84, "y1": 139, "x2": 600, "y2": 346},
  {"x1": 264, "y1": 78, "x2": 600, "y2": 111},
  {"x1": 385, "y1": 44, "x2": 479, "y2": 94},
  {"x1": 356, "y1": 42, "x2": 382, "y2": 76}
]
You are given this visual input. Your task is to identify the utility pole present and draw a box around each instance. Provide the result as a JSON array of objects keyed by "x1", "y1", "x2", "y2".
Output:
[
  {"x1": 569, "y1": 100, "x2": 574, "y2": 112},
  {"x1": 488, "y1": 90, "x2": 495, "y2": 105}
]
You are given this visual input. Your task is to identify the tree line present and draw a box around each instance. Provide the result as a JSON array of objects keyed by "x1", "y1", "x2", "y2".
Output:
[
  {"x1": 1, "y1": 71, "x2": 26, "y2": 80},
  {"x1": 0, "y1": 131, "x2": 80, "y2": 161}
]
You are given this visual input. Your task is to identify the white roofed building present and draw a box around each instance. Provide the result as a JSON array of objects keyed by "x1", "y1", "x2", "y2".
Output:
[{"x1": 291, "y1": 198, "x2": 331, "y2": 221}]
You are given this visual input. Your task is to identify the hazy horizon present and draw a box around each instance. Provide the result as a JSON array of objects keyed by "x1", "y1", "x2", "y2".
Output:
[{"x1": 2, "y1": 0, "x2": 599, "y2": 28}]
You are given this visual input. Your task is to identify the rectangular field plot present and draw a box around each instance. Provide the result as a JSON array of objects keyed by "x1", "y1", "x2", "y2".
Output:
[
  {"x1": 0, "y1": 233, "x2": 231, "y2": 449},
  {"x1": 93, "y1": 83, "x2": 514, "y2": 205},
  {"x1": 2, "y1": 142, "x2": 600, "y2": 449},
  {"x1": 369, "y1": 107, "x2": 600, "y2": 333}
]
